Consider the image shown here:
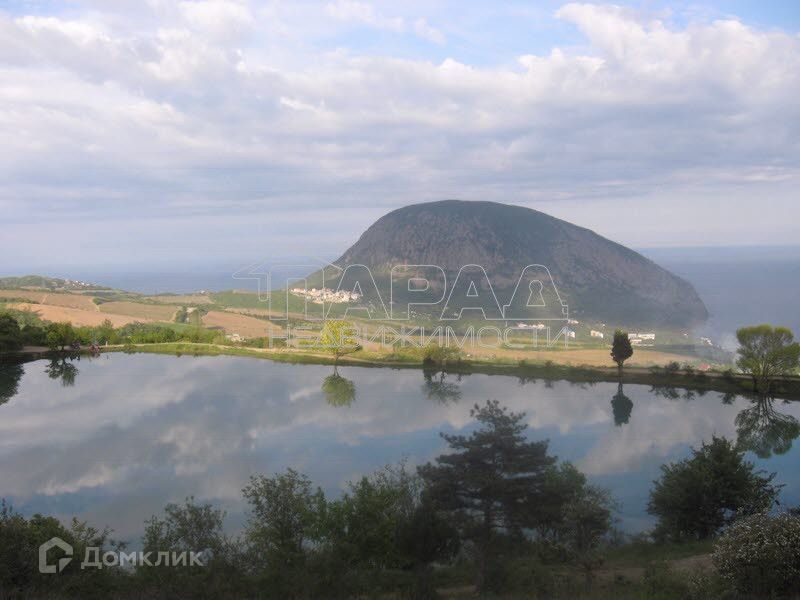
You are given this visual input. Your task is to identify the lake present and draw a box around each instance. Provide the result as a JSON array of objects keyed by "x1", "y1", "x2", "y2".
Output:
[{"x1": 1, "y1": 353, "x2": 799, "y2": 546}]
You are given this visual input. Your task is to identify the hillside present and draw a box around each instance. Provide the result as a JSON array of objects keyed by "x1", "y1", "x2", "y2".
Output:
[{"x1": 316, "y1": 200, "x2": 708, "y2": 327}]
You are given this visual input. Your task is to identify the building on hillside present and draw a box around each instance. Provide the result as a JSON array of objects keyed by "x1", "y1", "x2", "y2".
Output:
[{"x1": 590, "y1": 330, "x2": 604, "y2": 339}]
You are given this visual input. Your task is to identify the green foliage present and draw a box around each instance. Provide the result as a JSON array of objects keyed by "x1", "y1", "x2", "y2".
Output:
[
  {"x1": 242, "y1": 468, "x2": 325, "y2": 593},
  {"x1": 561, "y1": 485, "x2": 615, "y2": 586},
  {"x1": 611, "y1": 330, "x2": 633, "y2": 375},
  {"x1": 115, "y1": 323, "x2": 216, "y2": 345},
  {"x1": 0, "y1": 313, "x2": 22, "y2": 351},
  {"x1": 713, "y1": 512, "x2": 800, "y2": 597},
  {"x1": 318, "y1": 320, "x2": 361, "y2": 364},
  {"x1": 0, "y1": 500, "x2": 124, "y2": 598},
  {"x1": 419, "y1": 400, "x2": 559, "y2": 591},
  {"x1": 46, "y1": 322, "x2": 77, "y2": 350},
  {"x1": 648, "y1": 436, "x2": 780, "y2": 541},
  {"x1": 137, "y1": 497, "x2": 245, "y2": 597},
  {"x1": 174, "y1": 305, "x2": 189, "y2": 323},
  {"x1": 736, "y1": 324, "x2": 800, "y2": 394},
  {"x1": 422, "y1": 342, "x2": 464, "y2": 366}
]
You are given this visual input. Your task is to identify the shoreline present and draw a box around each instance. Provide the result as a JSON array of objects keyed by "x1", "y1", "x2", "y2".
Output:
[{"x1": 5, "y1": 342, "x2": 799, "y2": 401}]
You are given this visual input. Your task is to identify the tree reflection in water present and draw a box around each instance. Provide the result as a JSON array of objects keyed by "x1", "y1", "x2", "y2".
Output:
[
  {"x1": 322, "y1": 367, "x2": 357, "y2": 407},
  {"x1": 422, "y1": 367, "x2": 462, "y2": 405},
  {"x1": 610, "y1": 382, "x2": 633, "y2": 426},
  {"x1": 735, "y1": 395, "x2": 800, "y2": 459},
  {"x1": 45, "y1": 356, "x2": 79, "y2": 387},
  {"x1": 0, "y1": 362, "x2": 24, "y2": 406}
]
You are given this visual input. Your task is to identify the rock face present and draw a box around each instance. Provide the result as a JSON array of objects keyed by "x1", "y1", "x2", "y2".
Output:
[{"x1": 324, "y1": 200, "x2": 708, "y2": 327}]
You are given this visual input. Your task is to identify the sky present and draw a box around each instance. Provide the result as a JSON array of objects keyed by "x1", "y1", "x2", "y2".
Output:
[{"x1": 1, "y1": 0, "x2": 799, "y2": 271}]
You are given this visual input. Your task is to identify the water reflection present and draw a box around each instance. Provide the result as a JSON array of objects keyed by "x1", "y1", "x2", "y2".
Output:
[
  {"x1": 0, "y1": 362, "x2": 24, "y2": 406},
  {"x1": 45, "y1": 357, "x2": 79, "y2": 387},
  {"x1": 735, "y1": 395, "x2": 800, "y2": 458},
  {"x1": 422, "y1": 367, "x2": 462, "y2": 404},
  {"x1": 649, "y1": 383, "x2": 706, "y2": 401},
  {"x1": 322, "y1": 368, "x2": 357, "y2": 407},
  {"x1": 0, "y1": 354, "x2": 798, "y2": 542},
  {"x1": 610, "y1": 383, "x2": 633, "y2": 426}
]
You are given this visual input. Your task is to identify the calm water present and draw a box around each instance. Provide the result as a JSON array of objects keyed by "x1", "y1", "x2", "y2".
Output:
[{"x1": 1, "y1": 353, "x2": 799, "y2": 545}]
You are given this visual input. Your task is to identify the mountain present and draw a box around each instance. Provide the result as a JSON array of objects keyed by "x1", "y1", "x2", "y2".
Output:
[{"x1": 318, "y1": 200, "x2": 708, "y2": 327}]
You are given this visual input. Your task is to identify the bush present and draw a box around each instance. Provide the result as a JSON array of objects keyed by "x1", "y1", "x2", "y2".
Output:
[
  {"x1": 713, "y1": 512, "x2": 800, "y2": 597},
  {"x1": 648, "y1": 436, "x2": 780, "y2": 541},
  {"x1": 422, "y1": 342, "x2": 463, "y2": 366}
]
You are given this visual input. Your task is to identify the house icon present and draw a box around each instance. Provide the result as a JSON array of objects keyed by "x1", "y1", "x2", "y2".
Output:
[{"x1": 39, "y1": 537, "x2": 73, "y2": 574}]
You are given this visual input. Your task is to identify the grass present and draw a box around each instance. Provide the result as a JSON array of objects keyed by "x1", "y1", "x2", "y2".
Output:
[
  {"x1": 604, "y1": 539, "x2": 715, "y2": 568},
  {"x1": 98, "y1": 301, "x2": 177, "y2": 320}
]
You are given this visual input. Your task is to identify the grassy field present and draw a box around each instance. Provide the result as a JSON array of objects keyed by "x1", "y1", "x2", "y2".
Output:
[{"x1": 98, "y1": 301, "x2": 177, "y2": 321}]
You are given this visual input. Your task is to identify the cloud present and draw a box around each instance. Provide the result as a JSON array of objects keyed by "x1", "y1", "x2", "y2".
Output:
[
  {"x1": 413, "y1": 17, "x2": 445, "y2": 45},
  {"x1": 325, "y1": 0, "x2": 404, "y2": 33},
  {"x1": 179, "y1": 0, "x2": 254, "y2": 41},
  {"x1": 0, "y1": 2, "x2": 799, "y2": 266}
]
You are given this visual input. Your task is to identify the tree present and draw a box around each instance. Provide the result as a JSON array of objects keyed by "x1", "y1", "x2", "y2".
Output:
[
  {"x1": 418, "y1": 400, "x2": 556, "y2": 591},
  {"x1": 610, "y1": 330, "x2": 633, "y2": 377},
  {"x1": 318, "y1": 320, "x2": 361, "y2": 366},
  {"x1": 422, "y1": 342, "x2": 463, "y2": 367},
  {"x1": 94, "y1": 319, "x2": 116, "y2": 344},
  {"x1": 139, "y1": 497, "x2": 242, "y2": 597},
  {"x1": 562, "y1": 485, "x2": 615, "y2": 591},
  {"x1": 647, "y1": 436, "x2": 780, "y2": 541},
  {"x1": 242, "y1": 468, "x2": 325, "y2": 593},
  {"x1": 736, "y1": 324, "x2": 800, "y2": 394},
  {"x1": 45, "y1": 322, "x2": 77, "y2": 351},
  {"x1": 324, "y1": 463, "x2": 420, "y2": 571},
  {"x1": 0, "y1": 314, "x2": 22, "y2": 352}
]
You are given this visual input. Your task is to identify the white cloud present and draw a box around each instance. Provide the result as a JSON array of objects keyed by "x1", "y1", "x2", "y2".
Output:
[
  {"x1": 0, "y1": 2, "x2": 798, "y2": 265},
  {"x1": 325, "y1": 0, "x2": 404, "y2": 33},
  {"x1": 179, "y1": 0, "x2": 254, "y2": 41},
  {"x1": 413, "y1": 17, "x2": 445, "y2": 45}
]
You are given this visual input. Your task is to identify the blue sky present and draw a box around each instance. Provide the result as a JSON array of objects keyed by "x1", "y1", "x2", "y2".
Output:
[{"x1": 1, "y1": 1, "x2": 799, "y2": 271}]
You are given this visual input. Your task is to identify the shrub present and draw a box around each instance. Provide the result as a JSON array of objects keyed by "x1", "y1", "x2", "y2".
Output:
[
  {"x1": 713, "y1": 512, "x2": 800, "y2": 597},
  {"x1": 422, "y1": 342, "x2": 463, "y2": 366},
  {"x1": 648, "y1": 436, "x2": 780, "y2": 541}
]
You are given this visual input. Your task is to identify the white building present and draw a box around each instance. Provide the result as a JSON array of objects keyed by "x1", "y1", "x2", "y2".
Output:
[
  {"x1": 290, "y1": 287, "x2": 362, "y2": 304},
  {"x1": 590, "y1": 330, "x2": 604, "y2": 339}
]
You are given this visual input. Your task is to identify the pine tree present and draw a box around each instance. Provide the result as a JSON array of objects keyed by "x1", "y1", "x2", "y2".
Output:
[{"x1": 418, "y1": 400, "x2": 555, "y2": 591}]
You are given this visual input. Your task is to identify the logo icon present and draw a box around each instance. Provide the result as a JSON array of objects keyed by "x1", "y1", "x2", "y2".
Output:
[{"x1": 39, "y1": 537, "x2": 73, "y2": 574}]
